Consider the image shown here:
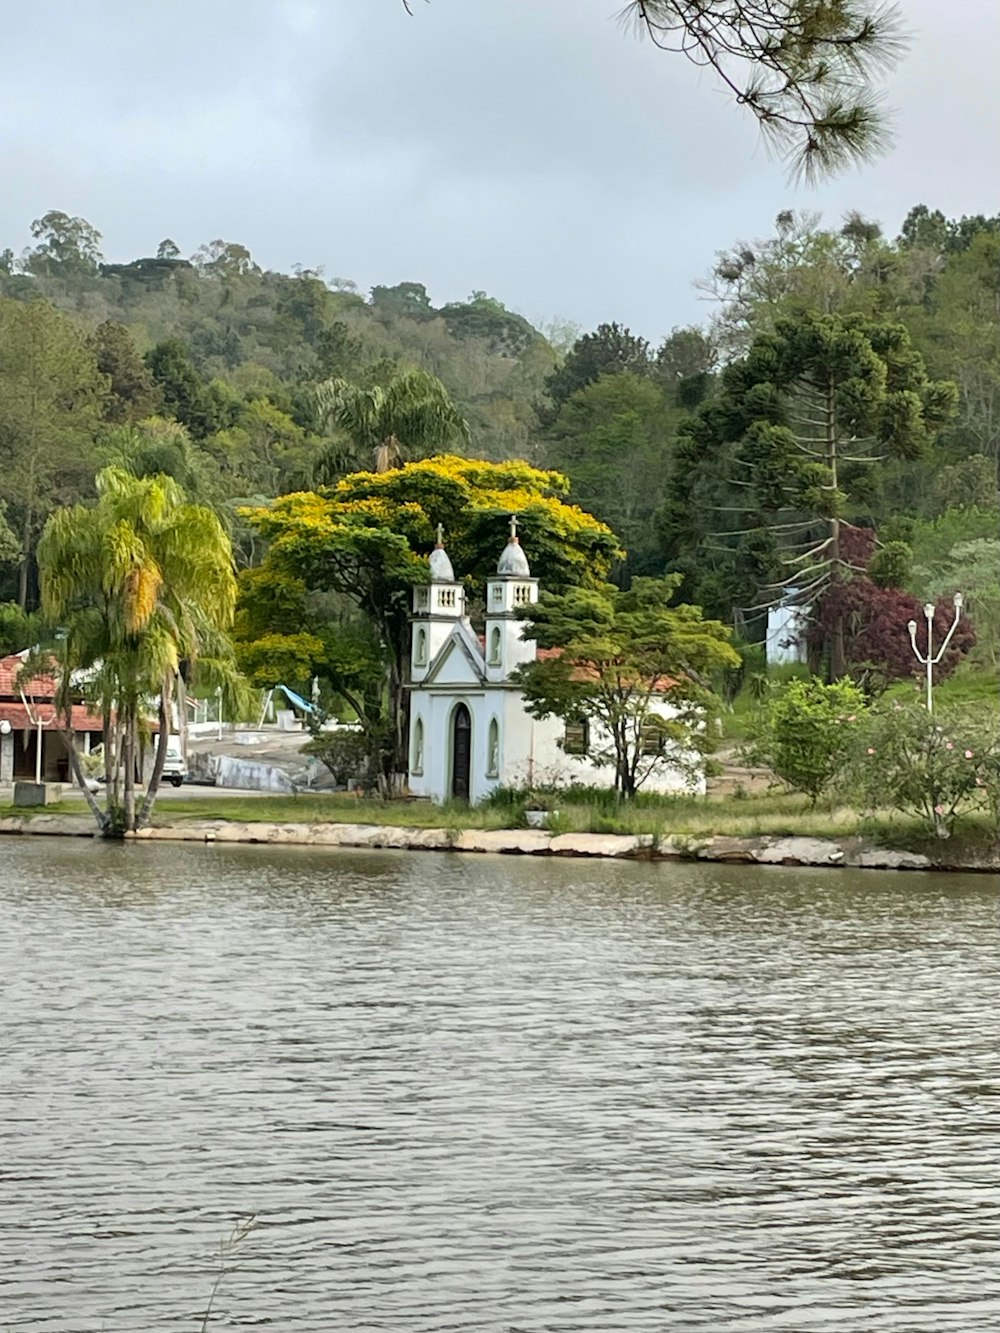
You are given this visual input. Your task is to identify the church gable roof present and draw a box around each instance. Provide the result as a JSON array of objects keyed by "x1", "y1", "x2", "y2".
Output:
[{"x1": 421, "y1": 621, "x2": 487, "y2": 687}]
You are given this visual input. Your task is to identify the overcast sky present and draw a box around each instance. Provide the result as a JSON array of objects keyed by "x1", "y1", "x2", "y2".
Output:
[{"x1": 1, "y1": 0, "x2": 997, "y2": 341}]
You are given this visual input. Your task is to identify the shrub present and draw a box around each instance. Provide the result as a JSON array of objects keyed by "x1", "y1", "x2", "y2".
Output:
[
  {"x1": 845, "y1": 701, "x2": 1000, "y2": 838},
  {"x1": 301, "y1": 727, "x2": 370, "y2": 787},
  {"x1": 750, "y1": 677, "x2": 867, "y2": 803}
]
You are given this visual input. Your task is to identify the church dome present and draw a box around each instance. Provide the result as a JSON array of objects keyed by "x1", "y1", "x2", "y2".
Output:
[
  {"x1": 497, "y1": 536, "x2": 530, "y2": 577},
  {"x1": 429, "y1": 544, "x2": 455, "y2": 582}
]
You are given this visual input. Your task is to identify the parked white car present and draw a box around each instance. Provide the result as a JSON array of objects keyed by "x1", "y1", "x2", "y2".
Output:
[{"x1": 162, "y1": 737, "x2": 188, "y2": 788}]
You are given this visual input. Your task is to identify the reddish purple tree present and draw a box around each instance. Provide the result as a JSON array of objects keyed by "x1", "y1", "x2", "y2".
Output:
[{"x1": 809, "y1": 579, "x2": 975, "y2": 691}]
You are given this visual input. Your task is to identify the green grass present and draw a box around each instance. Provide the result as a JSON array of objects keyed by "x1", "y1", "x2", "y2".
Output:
[
  {"x1": 717, "y1": 663, "x2": 999, "y2": 747},
  {"x1": 154, "y1": 794, "x2": 510, "y2": 829},
  {"x1": 5, "y1": 788, "x2": 993, "y2": 858}
]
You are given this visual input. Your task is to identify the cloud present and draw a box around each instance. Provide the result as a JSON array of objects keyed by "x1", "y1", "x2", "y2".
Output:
[{"x1": 0, "y1": 0, "x2": 997, "y2": 339}]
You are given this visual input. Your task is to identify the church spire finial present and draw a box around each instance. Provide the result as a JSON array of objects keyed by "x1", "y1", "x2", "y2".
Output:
[{"x1": 496, "y1": 513, "x2": 531, "y2": 576}]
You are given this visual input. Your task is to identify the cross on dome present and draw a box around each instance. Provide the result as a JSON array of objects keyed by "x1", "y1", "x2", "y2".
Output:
[
  {"x1": 428, "y1": 521, "x2": 455, "y2": 582},
  {"x1": 496, "y1": 513, "x2": 531, "y2": 577}
]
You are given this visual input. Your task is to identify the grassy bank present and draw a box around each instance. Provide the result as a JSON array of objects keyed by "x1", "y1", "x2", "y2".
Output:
[{"x1": 5, "y1": 789, "x2": 993, "y2": 857}]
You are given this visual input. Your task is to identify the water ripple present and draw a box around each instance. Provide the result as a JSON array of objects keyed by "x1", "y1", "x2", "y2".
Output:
[{"x1": 1, "y1": 839, "x2": 997, "y2": 1331}]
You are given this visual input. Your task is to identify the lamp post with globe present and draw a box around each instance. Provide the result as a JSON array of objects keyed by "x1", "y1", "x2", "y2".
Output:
[{"x1": 907, "y1": 592, "x2": 963, "y2": 714}]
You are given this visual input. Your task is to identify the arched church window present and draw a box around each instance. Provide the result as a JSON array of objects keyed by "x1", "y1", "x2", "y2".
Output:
[
  {"x1": 487, "y1": 717, "x2": 500, "y2": 778},
  {"x1": 488, "y1": 626, "x2": 502, "y2": 665},
  {"x1": 415, "y1": 628, "x2": 427, "y2": 665},
  {"x1": 412, "y1": 717, "x2": 424, "y2": 775}
]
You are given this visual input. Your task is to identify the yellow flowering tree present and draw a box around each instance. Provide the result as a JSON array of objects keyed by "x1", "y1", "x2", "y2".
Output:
[{"x1": 239, "y1": 455, "x2": 620, "y2": 787}]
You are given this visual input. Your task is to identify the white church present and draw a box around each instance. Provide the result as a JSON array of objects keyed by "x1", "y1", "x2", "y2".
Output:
[{"x1": 406, "y1": 519, "x2": 705, "y2": 804}]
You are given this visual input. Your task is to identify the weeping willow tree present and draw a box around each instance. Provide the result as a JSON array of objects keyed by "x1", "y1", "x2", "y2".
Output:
[
  {"x1": 314, "y1": 368, "x2": 469, "y2": 478},
  {"x1": 36, "y1": 467, "x2": 246, "y2": 834}
]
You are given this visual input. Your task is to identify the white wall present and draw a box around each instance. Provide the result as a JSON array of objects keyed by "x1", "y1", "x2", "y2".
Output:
[
  {"x1": 766, "y1": 601, "x2": 808, "y2": 665},
  {"x1": 409, "y1": 686, "x2": 704, "y2": 802}
]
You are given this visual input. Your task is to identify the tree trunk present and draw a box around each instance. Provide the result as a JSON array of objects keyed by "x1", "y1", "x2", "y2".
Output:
[
  {"x1": 138, "y1": 677, "x2": 172, "y2": 829},
  {"x1": 122, "y1": 708, "x2": 136, "y2": 833},
  {"x1": 18, "y1": 504, "x2": 33, "y2": 610},
  {"x1": 825, "y1": 375, "x2": 846, "y2": 681},
  {"x1": 175, "y1": 667, "x2": 188, "y2": 765},
  {"x1": 58, "y1": 729, "x2": 109, "y2": 832}
]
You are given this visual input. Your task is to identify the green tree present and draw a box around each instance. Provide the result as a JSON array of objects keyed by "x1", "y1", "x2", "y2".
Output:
[
  {"x1": 512, "y1": 574, "x2": 739, "y2": 798},
  {"x1": 191, "y1": 239, "x2": 260, "y2": 278},
  {"x1": 0, "y1": 600, "x2": 37, "y2": 657},
  {"x1": 100, "y1": 417, "x2": 214, "y2": 499},
  {"x1": 144, "y1": 338, "x2": 223, "y2": 439},
  {"x1": 23, "y1": 210, "x2": 103, "y2": 277},
  {"x1": 848, "y1": 700, "x2": 999, "y2": 838},
  {"x1": 241, "y1": 455, "x2": 619, "y2": 783},
  {"x1": 36, "y1": 467, "x2": 243, "y2": 834},
  {"x1": 924, "y1": 538, "x2": 1000, "y2": 668},
  {"x1": 0, "y1": 298, "x2": 108, "y2": 606},
  {"x1": 90, "y1": 321, "x2": 162, "y2": 423},
  {"x1": 539, "y1": 323, "x2": 651, "y2": 423},
  {"x1": 544, "y1": 372, "x2": 676, "y2": 576},
  {"x1": 314, "y1": 368, "x2": 469, "y2": 475},
  {"x1": 206, "y1": 398, "x2": 322, "y2": 496},
  {"x1": 438, "y1": 293, "x2": 540, "y2": 357},
  {"x1": 750, "y1": 677, "x2": 867, "y2": 802},
  {"x1": 370, "y1": 281, "x2": 434, "y2": 321},
  {"x1": 663, "y1": 312, "x2": 957, "y2": 677}
]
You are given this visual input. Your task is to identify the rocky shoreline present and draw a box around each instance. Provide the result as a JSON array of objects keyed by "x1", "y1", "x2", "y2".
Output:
[{"x1": 2, "y1": 813, "x2": 997, "y2": 872}]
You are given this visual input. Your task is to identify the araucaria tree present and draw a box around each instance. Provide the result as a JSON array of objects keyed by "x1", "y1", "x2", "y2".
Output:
[
  {"x1": 513, "y1": 575, "x2": 739, "y2": 798},
  {"x1": 37, "y1": 467, "x2": 243, "y2": 835},
  {"x1": 663, "y1": 313, "x2": 956, "y2": 677}
]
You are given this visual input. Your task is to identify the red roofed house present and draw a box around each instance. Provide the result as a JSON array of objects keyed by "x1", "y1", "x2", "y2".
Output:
[{"x1": 0, "y1": 652, "x2": 105, "y2": 786}]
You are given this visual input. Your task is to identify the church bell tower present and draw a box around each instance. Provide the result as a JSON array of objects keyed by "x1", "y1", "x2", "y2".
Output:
[
  {"x1": 484, "y1": 515, "x2": 539, "y2": 682},
  {"x1": 410, "y1": 523, "x2": 465, "y2": 682}
]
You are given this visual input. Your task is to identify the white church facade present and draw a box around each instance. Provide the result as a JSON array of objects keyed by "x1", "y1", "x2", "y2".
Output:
[{"x1": 406, "y1": 520, "x2": 705, "y2": 804}]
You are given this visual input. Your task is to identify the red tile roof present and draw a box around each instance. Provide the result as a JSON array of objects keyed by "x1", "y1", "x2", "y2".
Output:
[
  {"x1": 0, "y1": 653, "x2": 59, "y2": 699},
  {"x1": 0, "y1": 702, "x2": 104, "y2": 732}
]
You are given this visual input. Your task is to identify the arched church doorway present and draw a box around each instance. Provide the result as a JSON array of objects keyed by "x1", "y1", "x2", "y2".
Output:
[{"x1": 451, "y1": 703, "x2": 471, "y2": 800}]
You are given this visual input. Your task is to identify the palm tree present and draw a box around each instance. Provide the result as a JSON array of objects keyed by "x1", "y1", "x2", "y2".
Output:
[
  {"x1": 315, "y1": 369, "x2": 469, "y2": 478},
  {"x1": 36, "y1": 467, "x2": 245, "y2": 834}
]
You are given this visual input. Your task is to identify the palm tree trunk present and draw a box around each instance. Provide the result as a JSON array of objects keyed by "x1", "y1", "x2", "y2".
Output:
[
  {"x1": 137, "y1": 677, "x2": 172, "y2": 829},
  {"x1": 175, "y1": 668, "x2": 189, "y2": 767},
  {"x1": 122, "y1": 709, "x2": 136, "y2": 833},
  {"x1": 58, "y1": 728, "x2": 108, "y2": 831}
]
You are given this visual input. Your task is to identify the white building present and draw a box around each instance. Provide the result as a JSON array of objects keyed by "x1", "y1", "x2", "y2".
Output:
[
  {"x1": 765, "y1": 589, "x2": 809, "y2": 666},
  {"x1": 406, "y1": 520, "x2": 705, "y2": 804}
]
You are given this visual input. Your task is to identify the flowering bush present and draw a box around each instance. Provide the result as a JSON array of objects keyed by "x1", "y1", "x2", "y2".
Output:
[
  {"x1": 748, "y1": 677, "x2": 868, "y2": 803},
  {"x1": 845, "y1": 701, "x2": 1000, "y2": 838}
]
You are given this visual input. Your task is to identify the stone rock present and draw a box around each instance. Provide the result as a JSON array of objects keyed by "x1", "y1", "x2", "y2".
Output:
[
  {"x1": 548, "y1": 832, "x2": 642, "y2": 858},
  {"x1": 856, "y1": 848, "x2": 931, "y2": 871},
  {"x1": 453, "y1": 829, "x2": 553, "y2": 855},
  {"x1": 753, "y1": 836, "x2": 849, "y2": 866},
  {"x1": 701, "y1": 836, "x2": 756, "y2": 862},
  {"x1": 16, "y1": 813, "x2": 95, "y2": 837}
]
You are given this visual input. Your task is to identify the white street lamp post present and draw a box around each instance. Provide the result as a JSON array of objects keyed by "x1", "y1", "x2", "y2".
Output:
[{"x1": 908, "y1": 592, "x2": 963, "y2": 714}]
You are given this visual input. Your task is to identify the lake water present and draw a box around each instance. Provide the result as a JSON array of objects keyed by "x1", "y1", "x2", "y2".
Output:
[{"x1": 0, "y1": 838, "x2": 997, "y2": 1332}]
